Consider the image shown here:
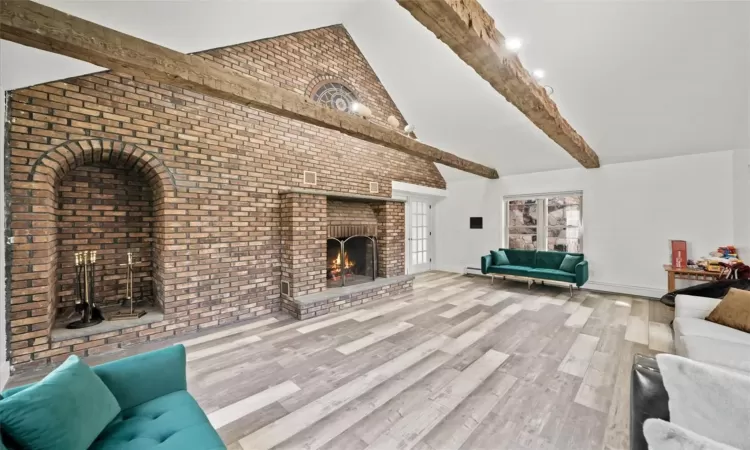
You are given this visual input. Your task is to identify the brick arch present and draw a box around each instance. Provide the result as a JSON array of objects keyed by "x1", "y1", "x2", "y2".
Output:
[
  {"x1": 8, "y1": 139, "x2": 175, "y2": 366},
  {"x1": 28, "y1": 139, "x2": 176, "y2": 196}
]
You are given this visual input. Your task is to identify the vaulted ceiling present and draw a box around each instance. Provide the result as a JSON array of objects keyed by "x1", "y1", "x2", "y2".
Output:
[{"x1": 2, "y1": 0, "x2": 749, "y2": 181}]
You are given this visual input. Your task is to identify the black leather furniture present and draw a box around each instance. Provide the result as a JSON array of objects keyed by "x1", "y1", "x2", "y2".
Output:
[
  {"x1": 630, "y1": 354, "x2": 669, "y2": 450},
  {"x1": 659, "y1": 278, "x2": 750, "y2": 307}
]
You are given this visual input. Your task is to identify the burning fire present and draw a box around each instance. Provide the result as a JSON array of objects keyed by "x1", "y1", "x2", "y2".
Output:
[{"x1": 330, "y1": 250, "x2": 355, "y2": 280}]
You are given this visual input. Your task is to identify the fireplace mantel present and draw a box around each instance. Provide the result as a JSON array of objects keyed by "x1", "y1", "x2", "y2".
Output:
[{"x1": 279, "y1": 188, "x2": 406, "y2": 203}]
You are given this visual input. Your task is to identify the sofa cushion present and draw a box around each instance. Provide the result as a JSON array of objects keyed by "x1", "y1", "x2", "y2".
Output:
[
  {"x1": 490, "y1": 250, "x2": 509, "y2": 266},
  {"x1": 528, "y1": 268, "x2": 576, "y2": 283},
  {"x1": 487, "y1": 265, "x2": 534, "y2": 277},
  {"x1": 93, "y1": 345, "x2": 187, "y2": 411},
  {"x1": 679, "y1": 334, "x2": 750, "y2": 374},
  {"x1": 91, "y1": 390, "x2": 224, "y2": 450},
  {"x1": 534, "y1": 251, "x2": 567, "y2": 270},
  {"x1": 706, "y1": 288, "x2": 750, "y2": 333},
  {"x1": 675, "y1": 295, "x2": 722, "y2": 320},
  {"x1": 674, "y1": 317, "x2": 750, "y2": 347},
  {"x1": 559, "y1": 254, "x2": 584, "y2": 273},
  {"x1": 674, "y1": 317, "x2": 750, "y2": 372},
  {"x1": 502, "y1": 249, "x2": 536, "y2": 267},
  {"x1": 0, "y1": 355, "x2": 121, "y2": 450}
]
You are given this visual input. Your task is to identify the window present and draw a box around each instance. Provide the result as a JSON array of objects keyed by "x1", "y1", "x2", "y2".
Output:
[
  {"x1": 310, "y1": 81, "x2": 358, "y2": 113},
  {"x1": 505, "y1": 192, "x2": 583, "y2": 252}
]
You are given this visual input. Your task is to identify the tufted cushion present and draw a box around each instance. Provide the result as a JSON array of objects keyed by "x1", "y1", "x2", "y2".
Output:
[
  {"x1": 490, "y1": 250, "x2": 509, "y2": 266},
  {"x1": 559, "y1": 254, "x2": 584, "y2": 273},
  {"x1": 528, "y1": 268, "x2": 576, "y2": 283},
  {"x1": 501, "y1": 249, "x2": 536, "y2": 267},
  {"x1": 0, "y1": 355, "x2": 120, "y2": 450},
  {"x1": 91, "y1": 391, "x2": 224, "y2": 450},
  {"x1": 487, "y1": 265, "x2": 535, "y2": 277},
  {"x1": 534, "y1": 251, "x2": 568, "y2": 270}
]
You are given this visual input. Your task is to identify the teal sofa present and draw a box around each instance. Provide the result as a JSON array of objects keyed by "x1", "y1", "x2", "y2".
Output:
[
  {"x1": 481, "y1": 248, "x2": 588, "y2": 293},
  {"x1": 1, "y1": 345, "x2": 225, "y2": 450}
]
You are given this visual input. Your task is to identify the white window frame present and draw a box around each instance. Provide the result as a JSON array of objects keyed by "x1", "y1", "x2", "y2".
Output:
[{"x1": 503, "y1": 191, "x2": 584, "y2": 253}]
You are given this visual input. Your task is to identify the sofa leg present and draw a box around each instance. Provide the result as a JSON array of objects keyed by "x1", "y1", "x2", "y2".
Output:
[
  {"x1": 540, "y1": 280, "x2": 545, "y2": 286},
  {"x1": 491, "y1": 274, "x2": 494, "y2": 285},
  {"x1": 569, "y1": 284, "x2": 573, "y2": 297},
  {"x1": 527, "y1": 279, "x2": 532, "y2": 290}
]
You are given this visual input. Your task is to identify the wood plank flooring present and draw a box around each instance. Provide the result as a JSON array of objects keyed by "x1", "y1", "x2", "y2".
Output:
[{"x1": 7, "y1": 272, "x2": 675, "y2": 450}]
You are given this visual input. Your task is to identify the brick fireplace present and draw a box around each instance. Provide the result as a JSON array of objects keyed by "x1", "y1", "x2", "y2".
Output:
[
  {"x1": 326, "y1": 200, "x2": 378, "y2": 289},
  {"x1": 279, "y1": 190, "x2": 412, "y2": 320},
  {"x1": 4, "y1": 25, "x2": 443, "y2": 369}
]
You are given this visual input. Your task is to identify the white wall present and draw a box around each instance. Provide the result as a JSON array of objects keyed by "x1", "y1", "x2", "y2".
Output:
[
  {"x1": 732, "y1": 149, "x2": 750, "y2": 257},
  {"x1": 435, "y1": 179, "x2": 502, "y2": 274},
  {"x1": 436, "y1": 150, "x2": 743, "y2": 297}
]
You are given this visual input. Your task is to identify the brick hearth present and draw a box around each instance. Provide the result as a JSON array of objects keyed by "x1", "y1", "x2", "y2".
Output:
[{"x1": 5, "y1": 25, "x2": 443, "y2": 368}]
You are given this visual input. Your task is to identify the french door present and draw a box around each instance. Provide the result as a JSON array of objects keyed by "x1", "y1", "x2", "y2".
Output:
[{"x1": 407, "y1": 197, "x2": 433, "y2": 273}]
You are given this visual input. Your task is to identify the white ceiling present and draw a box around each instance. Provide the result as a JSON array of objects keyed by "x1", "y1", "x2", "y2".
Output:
[{"x1": 2, "y1": 0, "x2": 749, "y2": 181}]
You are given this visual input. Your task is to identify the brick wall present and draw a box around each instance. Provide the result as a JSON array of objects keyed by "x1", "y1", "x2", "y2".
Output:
[
  {"x1": 373, "y1": 202, "x2": 407, "y2": 278},
  {"x1": 327, "y1": 200, "x2": 377, "y2": 238},
  {"x1": 280, "y1": 193, "x2": 327, "y2": 300},
  {"x1": 6, "y1": 25, "x2": 442, "y2": 367},
  {"x1": 57, "y1": 164, "x2": 154, "y2": 310}
]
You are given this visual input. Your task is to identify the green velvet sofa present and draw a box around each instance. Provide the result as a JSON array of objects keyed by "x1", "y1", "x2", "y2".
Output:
[
  {"x1": 481, "y1": 248, "x2": 588, "y2": 293},
  {"x1": 1, "y1": 345, "x2": 225, "y2": 450}
]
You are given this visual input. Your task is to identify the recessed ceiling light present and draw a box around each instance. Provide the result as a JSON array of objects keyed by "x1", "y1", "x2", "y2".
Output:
[
  {"x1": 532, "y1": 69, "x2": 545, "y2": 80},
  {"x1": 505, "y1": 37, "x2": 522, "y2": 52}
]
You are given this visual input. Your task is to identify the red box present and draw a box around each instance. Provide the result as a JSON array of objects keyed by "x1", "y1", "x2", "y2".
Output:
[{"x1": 670, "y1": 240, "x2": 688, "y2": 269}]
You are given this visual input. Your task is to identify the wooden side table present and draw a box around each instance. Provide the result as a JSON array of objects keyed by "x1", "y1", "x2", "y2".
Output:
[{"x1": 663, "y1": 264, "x2": 722, "y2": 293}]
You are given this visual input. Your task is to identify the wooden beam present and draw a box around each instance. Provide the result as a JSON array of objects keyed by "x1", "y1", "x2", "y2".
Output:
[
  {"x1": 397, "y1": 0, "x2": 600, "y2": 169},
  {"x1": 0, "y1": 0, "x2": 499, "y2": 179}
]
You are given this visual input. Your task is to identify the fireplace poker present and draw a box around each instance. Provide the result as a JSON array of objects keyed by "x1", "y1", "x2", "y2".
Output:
[
  {"x1": 66, "y1": 250, "x2": 104, "y2": 329},
  {"x1": 109, "y1": 251, "x2": 146, "y2": 320}
]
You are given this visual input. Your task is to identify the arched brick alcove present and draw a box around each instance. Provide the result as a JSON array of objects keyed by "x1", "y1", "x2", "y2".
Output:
[
  {"x1": 56, "y1": 164, "x2": 155, "y2": 310},
  {"x1": 10, "y1": 139, "x2": 176, "y2": 365}
]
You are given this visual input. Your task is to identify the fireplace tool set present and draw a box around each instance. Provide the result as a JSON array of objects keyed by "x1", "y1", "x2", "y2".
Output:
[
  {"x1": 67, "y1": 250, "x2": 104, "y2": 329},
  {"x1": 110, "y1": 251, "x2": 147, "y2": 320},
  {"x1": 66, "y1": 251, "x2": 147, "y2": 328}
]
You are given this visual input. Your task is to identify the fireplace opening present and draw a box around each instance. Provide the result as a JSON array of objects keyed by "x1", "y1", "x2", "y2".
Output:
[{"x1": 326, "y1": 236, "x2": 376, "y2": 288}]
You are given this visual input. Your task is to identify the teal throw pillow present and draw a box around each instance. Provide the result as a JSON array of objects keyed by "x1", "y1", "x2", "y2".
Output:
[
  {"x1": 559, "y1": 254, "x2": 583, "y2": 273},
  {"x1": 490, "y1": 250, "x2": 510, "y2": 266},
  {"x1": 0, "y1": 355, "x2": 121, "y2": 450}
]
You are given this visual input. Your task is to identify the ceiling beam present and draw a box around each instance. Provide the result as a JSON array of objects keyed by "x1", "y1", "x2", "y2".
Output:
[
  {"x1": 0, "y1": 0, "x2": 499, "y2": 179},
  {"x1": 397, "y1": 0, "x2": 600, "y2": 169}
]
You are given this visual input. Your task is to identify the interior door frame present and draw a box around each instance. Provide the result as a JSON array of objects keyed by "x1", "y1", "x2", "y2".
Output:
[{"x1": 404, "y1": 195, "x2": 434, "y2": 274}]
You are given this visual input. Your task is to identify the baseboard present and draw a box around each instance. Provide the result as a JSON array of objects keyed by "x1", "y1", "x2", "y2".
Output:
[
  {"x1": 433, "y1": 266, "x2": 664, "y2": 299},
  {"x1": 580, "y1": 281, "x2": 663, "y2": 299},
  {"x1": 435, "y1": 264, "x2": 470, "y2": 275}
]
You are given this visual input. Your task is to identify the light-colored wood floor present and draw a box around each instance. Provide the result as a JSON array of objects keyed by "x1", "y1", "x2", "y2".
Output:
[{"x1": 8, "y1": 272, "x2": 675, "y2": 450}]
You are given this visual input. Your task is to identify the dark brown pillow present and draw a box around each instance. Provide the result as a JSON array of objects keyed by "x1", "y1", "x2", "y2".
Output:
[{"x1": 706, "y1": 288, "x2": 750, "y2": 333}]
